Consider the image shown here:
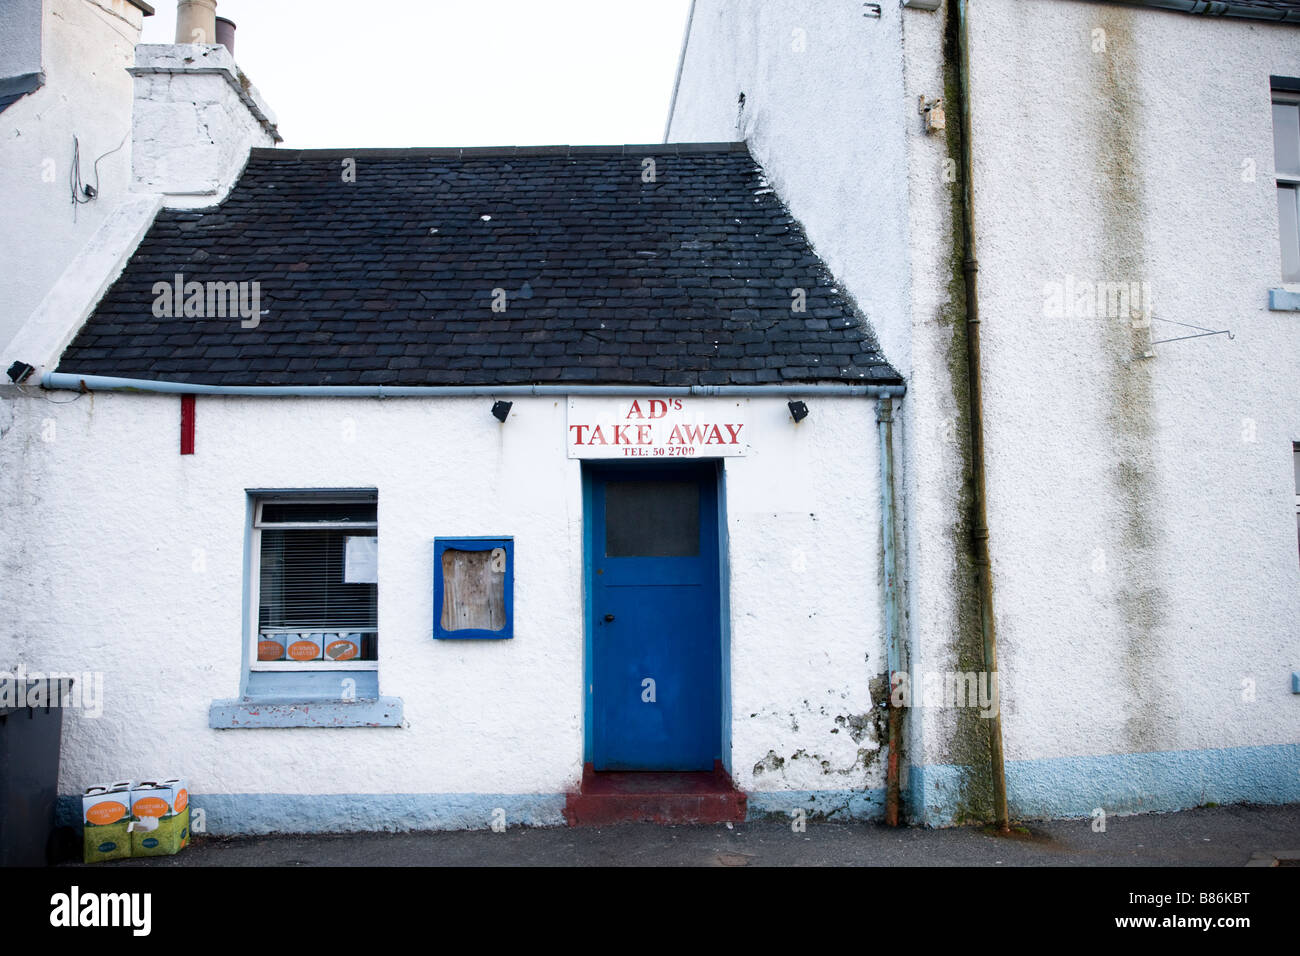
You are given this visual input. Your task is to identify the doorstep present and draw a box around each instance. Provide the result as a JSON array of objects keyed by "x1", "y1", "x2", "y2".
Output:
[{"x1": 564, "y1": 762, "x2": 747, "y2": 826}]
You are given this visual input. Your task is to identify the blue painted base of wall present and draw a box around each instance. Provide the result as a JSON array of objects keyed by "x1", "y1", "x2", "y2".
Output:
[
  {"x1": 52, "y1": 742, "x2": 1300, "y2": 834},
  {"x1": 910, "y1": 742, "x2": 1300, "y2": 826},
  {"x1": 57, "y1": 793, "x2": 566, "y2": 835}
]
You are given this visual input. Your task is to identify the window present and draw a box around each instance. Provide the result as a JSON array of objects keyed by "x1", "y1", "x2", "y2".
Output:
[
  {"x1": 1294, "y1": 445, "x2": 1300, "y2": 565},
  {"x1": 433, "y1": 537, "x2": 513, "y2": 640},
  {"x1": 1274, "y1": 86, "x2": 1300, "y2": 283},
  {"x1": 250, "y1": 493, "x2": 378, "y2": 670}
]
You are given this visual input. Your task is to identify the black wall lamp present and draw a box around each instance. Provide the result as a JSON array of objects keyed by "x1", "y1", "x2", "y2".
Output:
[
  {"x1": 7, "y1": 361, "x2": 34, "y2": 384},
  {"x1": 788, "y1": 400, "x2": 809, "y2": 423},
  {"x1": 491, "y1": 400, "x2": 513, "y2": 423}
]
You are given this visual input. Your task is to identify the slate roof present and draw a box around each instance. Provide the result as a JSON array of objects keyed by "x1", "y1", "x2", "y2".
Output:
[{"x1": 57, "y1": 144, "x2": 901, "y2": 388}]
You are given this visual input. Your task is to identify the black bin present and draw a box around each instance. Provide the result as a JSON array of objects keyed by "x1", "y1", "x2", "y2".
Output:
[{"x1": 0, "y1": 679, "x2": 68, "y2": 866}]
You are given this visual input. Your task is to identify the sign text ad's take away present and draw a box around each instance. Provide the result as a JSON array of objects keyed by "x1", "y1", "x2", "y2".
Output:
[{"x1": 566, "y1": 398, "x2": 749, "y2": 459}]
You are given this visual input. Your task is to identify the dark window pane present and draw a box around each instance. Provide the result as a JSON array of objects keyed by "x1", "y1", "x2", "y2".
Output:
[
  {"x1": 261, "y1": 502, "x2": 376, "y2": 524},
  {"x1": 605, "y1": 480, "x2": 699, "y2": 557}
]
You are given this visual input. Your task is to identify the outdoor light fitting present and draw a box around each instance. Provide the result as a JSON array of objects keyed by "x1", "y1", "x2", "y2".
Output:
[
  {"x1": 788, "y1": 400, "x2": 809, "y2": 423},
  {"x1": 491, "y1": 400, "x2": 513, "y2": 422},
  {"x1": 6, "y1": 361, "x2": 35, "y2": 384}
]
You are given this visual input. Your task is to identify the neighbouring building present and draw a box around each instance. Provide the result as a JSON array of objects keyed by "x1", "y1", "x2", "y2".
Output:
[
  {"x1": 667, "y1": 0, "x2": 1300, "y2": 824},
  {"x1": 0, "y1": 0, "x2": 1296, "y2": 837}
]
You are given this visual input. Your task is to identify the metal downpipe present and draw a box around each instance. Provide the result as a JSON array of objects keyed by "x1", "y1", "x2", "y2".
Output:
[
  {"x1": 955, "y1": 0, "x2": 1009, "y2": 831},
  {"x1": 878, "y1": 396, "x2": 905, "y2": 826}
]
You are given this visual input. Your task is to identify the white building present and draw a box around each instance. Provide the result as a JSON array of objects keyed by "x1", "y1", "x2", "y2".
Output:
[
  {"x1": 0, "y1": 0, "x2": 1295, "y2": 836},
  {"x1": 668, "y1": 0, "x2": 1300, "y2": 824}
]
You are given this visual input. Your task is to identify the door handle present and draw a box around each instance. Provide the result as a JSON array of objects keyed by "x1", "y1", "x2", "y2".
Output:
[{"x1": 604, "y1": 614, "x2": 615, "y2": 623}]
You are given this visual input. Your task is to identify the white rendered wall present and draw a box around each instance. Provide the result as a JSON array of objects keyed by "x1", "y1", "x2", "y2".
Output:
[
  {"x1": 667, "y1": 0, "x2": 990, "y2": 818},
  {"x1": 129, "y1": 44, "x2": 280, "y2": 206},
  {"x1": 967, "y1": 0, "x2": 1300, "y2": 773},
  {"x1": 669, "y1": 0, "x2": 1300, "y2": 822},
  {"x1": 0, "y1": 0, "x2": 144, "y2": 354},
  {"x1": 0, "y1": 392, "x2": 885, "y2": 826}
]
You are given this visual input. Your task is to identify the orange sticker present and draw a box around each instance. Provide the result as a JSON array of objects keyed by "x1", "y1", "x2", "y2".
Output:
[
  {"x1": 86, "y1": 801, "x2": 126, "y2": 826},
  {"x1": 324, "y1": 640, "x2": 358, "y2": 661},
  {"x1": 257, "y1": 640, "x2": 284, "y2": 661},
  {"x1": 132, "y1": 796, "x2": 168, "y2": 818},
  {"x1": 287, "y1": 640, "x2": 320, "y2": 661},
  {"x1": 175, "y1": 789, "x2": 188, "y2": 812}
]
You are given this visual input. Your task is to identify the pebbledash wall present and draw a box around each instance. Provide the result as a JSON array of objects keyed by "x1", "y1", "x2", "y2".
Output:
[
  {"x1": 669, "y1": 0, "x2": 1300, "y2": 825},
  {"x1": 0, "y1": 390, "x2": 890, "y2": 833}
]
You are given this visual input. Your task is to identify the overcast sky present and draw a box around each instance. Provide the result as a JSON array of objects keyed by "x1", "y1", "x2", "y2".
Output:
[{"x1": 141, "y1": 0, "x2": 693, "y2": 149}]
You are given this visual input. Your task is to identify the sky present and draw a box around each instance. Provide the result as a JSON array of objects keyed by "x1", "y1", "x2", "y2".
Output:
[{"x1": 140, "y1": 0, "x2": 694, "y2": 149}]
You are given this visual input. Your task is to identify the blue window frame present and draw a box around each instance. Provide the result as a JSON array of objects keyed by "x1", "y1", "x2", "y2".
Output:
[{"x1": 433, "y1": 537, "x2": 514, "y2": 640}]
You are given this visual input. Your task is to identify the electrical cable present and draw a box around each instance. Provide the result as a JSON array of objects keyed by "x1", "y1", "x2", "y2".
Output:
[{"x1": 69, "y1": 132, "x2": 128, "y2": 220}]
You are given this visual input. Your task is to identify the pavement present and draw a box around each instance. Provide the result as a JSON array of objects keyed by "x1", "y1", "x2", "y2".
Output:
[{"x1": 63, "y1": 802, "x2": 1300, "y2": 867}]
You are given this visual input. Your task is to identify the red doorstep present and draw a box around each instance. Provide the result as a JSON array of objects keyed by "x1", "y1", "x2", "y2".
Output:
[{"x1": 564, "y1": 762, "x2": 747, "y2": 826}]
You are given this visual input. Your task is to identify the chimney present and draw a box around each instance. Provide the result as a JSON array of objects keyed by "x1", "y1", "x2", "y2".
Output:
[
  {"x1": 215, "y1": 17, "x2": 236, "y2": 55},
  {"x1": 175, "y1": 0, "x2": 217, "y2": 45},
  {"x1": 129, "y1": 2, "x2": 280, "y2": 206}
]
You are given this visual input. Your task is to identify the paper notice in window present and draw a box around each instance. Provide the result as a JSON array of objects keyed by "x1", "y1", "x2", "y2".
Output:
[{"x1": 344, "y1": 535, "x2": 378, "y2": 583}]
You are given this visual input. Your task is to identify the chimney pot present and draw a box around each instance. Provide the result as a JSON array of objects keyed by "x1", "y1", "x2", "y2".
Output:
[
  {"x1": 214, "y1": 16, "x2": 235, "y2": 55},
  {"x1": 175, "y1": 0, "x2": 217, "y2": 45}
]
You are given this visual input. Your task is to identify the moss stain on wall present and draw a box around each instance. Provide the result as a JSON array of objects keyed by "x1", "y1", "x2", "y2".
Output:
[{"x1": 1091, "y1": 7, "x2": 1169, "y2": 753}]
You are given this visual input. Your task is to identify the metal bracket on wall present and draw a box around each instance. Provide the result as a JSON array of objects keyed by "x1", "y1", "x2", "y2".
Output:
[
  {"x1": 1144, "y1": 316, "x2": 1235, "y2": 350},
  {"x1": 863, "y1": 3, "x2": 882, "y2": 17}
]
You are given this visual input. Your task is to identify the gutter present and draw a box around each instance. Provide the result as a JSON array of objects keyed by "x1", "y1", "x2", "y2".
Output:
[
  {"x1": 39, "y1": 372, "x2": 905, "y2": 399},
  {"x1": 954, "y1": 0, "x2": 1010, "y2": 831},
  {"x1": 1104, "y1": 0, "x2": 1300, "y2": 23}
]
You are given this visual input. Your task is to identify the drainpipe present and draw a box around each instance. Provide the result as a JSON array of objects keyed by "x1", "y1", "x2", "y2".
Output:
[
  {"x1": 954, "y1": 0, "x2": 1009, "y2": 831},
  {"x1": 1119, "y1": 0, "x2": 1300, "y2": 24},
  {"x1": 877, "y1": 396, "x2": 904, "y2": 826}
]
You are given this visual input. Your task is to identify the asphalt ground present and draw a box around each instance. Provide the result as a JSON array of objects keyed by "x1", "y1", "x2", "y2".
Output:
[{"x1": 61, "y1": 801, "x2": 1300, "y2": 867}]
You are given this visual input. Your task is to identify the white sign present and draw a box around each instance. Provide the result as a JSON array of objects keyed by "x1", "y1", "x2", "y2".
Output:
[
  {"x1": 566, "y1": 397, "x2": 749, "y2": 459},
  {"x1": 344, "y1": 535, "x2": 378, "y2": 583}
]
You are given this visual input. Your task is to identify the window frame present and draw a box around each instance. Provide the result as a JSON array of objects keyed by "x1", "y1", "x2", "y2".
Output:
[
  {"x1": 1273, "y1": 88, "x2": 1300, "y2": 284},
  {"x1": 1293, "y1": 444, "x2": 1300, "y2": 565},
  {"x1": 432, "y1": 536, "x2": 514, "y2": 641},
  {"x1": 248, "y1": 491, "x2": 379, "y2": 673}
]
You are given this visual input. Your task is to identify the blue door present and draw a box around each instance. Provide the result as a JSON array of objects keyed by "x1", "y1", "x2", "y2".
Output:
[{"x1": 588, "y1": 464, "x2": 721, "y2": 771}]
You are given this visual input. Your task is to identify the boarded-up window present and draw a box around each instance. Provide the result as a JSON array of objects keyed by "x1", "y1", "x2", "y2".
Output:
[
  {"x1": 440, "y1": 549, "x2": 506, "y2": 632},
  {"x1": 434, "y1": 538, "x2": 513, "y2": 639}
]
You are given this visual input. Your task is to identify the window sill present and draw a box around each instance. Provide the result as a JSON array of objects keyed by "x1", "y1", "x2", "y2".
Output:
[
  {"x1": 208, "y1": 696, "x2": 403, "y2": 729},
  {"x1": 1268, "y1": 288, "x2": 1300, "y2": 311}
]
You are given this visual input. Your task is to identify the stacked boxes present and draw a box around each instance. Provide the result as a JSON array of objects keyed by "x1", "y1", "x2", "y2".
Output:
[
  {"x1": 82, "y1": 781, "x2": 132, "y2": 863},
  {"x1": 82, "y1": 777, "x2": 190, "y2": 863}
]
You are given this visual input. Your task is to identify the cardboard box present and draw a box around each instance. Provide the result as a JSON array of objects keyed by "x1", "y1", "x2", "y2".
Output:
[
  {"x1": 323, "y1": 633, "x2": 361, "y2": 661},
  {"x1": 286, "y1": 633, "x2": 322, "y2": 661},
  {"x1": 83, "y1": 781, "x2": 132, "y2": 863},
  {"x1": 128, "y1": 778, "x2": 190, "y2": 856},
  {"x1": 164, "y1": 778, "x2": 191, "y2": 850},
  {"x1": 257, "y1": 632, "x2": 286, "y2": 661}
]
